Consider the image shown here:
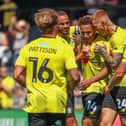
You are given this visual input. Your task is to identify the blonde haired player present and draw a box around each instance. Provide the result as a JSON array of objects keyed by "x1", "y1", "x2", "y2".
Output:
[
  {"x1": 13, "y1": 8, "x2": 80, "y2": 126},
  {"x1": 91, "y1": 9, "x2": 126, "y2": 126}
]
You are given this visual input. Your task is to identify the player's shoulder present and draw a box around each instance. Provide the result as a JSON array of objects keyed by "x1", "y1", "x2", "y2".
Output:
[
  {"x1": 94, "y1": 33, "x2": 107, "y2": 44},
  {"x1": 69, "y1": 26, "x2": 75, "y2": 37},
  {"x1": 70, "y1": 26, "x2": 75, "y2": 32},
  {"x1": 56, "y1": 35, "x2": 69, "y2": 46},
  {"x1": 56, "y1": 35, "x2": 68, "y2": 45},
  {"x1": 112, "y1": 26, "x2": 126, "y2": 41},
  {"x1": 114, "y1": 26, "x2": 126, "y2": 36},
  {"x1": 20, "y1": 37, "x2": 41, "y2": 51}
]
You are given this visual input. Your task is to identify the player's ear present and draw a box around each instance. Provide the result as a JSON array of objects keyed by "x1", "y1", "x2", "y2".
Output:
[{"x1": 54, "y1": 24, "x2": 58, "y2": 32}]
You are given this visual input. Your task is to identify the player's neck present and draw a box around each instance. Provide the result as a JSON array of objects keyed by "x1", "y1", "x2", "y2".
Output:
[{"x1": 41, "y1": 33, "x2": 57, "y2": 38}]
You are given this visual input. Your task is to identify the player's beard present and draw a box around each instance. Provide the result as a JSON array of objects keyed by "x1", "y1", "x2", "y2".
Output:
[{"x1": 58, "y1": 28, "x2": 69, "y2": 38}]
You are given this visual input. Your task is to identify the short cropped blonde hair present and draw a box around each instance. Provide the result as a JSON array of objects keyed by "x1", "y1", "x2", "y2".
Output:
[
  {"x1": 34, "y1": 8, "x2": 58, "y2": 33},
  {"x1": 92, "y1": 9, "x2": 111, "y2": 25}
]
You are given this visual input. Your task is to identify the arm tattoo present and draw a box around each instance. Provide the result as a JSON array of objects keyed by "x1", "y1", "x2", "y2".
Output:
[{"x1": 99, "y1": 47, "x2": 122, "y2": 68}]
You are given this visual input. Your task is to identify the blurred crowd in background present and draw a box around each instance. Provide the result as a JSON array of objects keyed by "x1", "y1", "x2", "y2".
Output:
[{"x1": 0, "y1": 0, "x2": 126, "y2": 110}]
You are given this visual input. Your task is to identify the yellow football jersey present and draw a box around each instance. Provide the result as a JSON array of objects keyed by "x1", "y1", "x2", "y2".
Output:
[
  {"x1": 109, "y1": 27, "x2": 126, "y2": 54},
  {"x1": 0, "y1": 76, "x2": 15, "y2": 108},
  {"x1": 109, "y1": 27, "x2": 126, "y2": 87},
  {"x1": 81, "y1": 35, "x2": 111, "y2": 94},
  {"x1": 15, "y1": 37, "x2": 77, "y2": 113},
  {"x1": 122, "y1": 48, "x2": 126, "y2": 63},
  {"x1": 115, "y1": 48, "x2": 126, "y2": 87},
  {"x1": 57, "y1": 26, "x2": 78, "y2": 87},
  {"x1": 68, "y1": 26, "x2": 76, "y2": 48}
]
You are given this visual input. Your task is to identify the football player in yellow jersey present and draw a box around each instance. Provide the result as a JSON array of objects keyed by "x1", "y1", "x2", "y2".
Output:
[
  {"x1": 0, "y1": 66, "x2": 15, "y2": 109},
  {"x1": 78, "y1": 16, "x2": 111, "y2": 126},
  {"x1": 13, "y1": 8, "x2": 80, "y2": 126},
  {"x1": 57, "y1": 10, "x2": 81, "y2": 126},
  {"x1": 91, "y1": 9, "x2": 126, "y2": 126}
]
